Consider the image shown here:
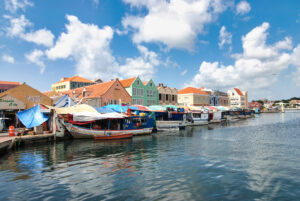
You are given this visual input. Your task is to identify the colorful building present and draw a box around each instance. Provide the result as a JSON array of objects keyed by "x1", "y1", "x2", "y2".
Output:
[
  {"x1": 120, "y1": 77, "x2": 158, "y2": 106},
  {"x1": 0, "y1": 81, "x2": 20, "y2": 93},
  {"x1": 63, "y1": 78, "x2": 131, "y2": 107},
  {"x1": 227, "y1": 88, "x2": 248, "y2": 108},
  {"x1": 51, "y1": 76, "x2": 95, "y2": 92},
  {"x1": 178, "y1": 87, "x2": 209, "y2": 106},
  {"x1": 157, "y1": 83, "x2": 178, "y2": 105}
]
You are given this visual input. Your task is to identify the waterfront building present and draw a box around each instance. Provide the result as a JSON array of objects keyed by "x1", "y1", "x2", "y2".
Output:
[
  {"x1": 0, "y1": 83, "x2": 53, "y2": 127},
  {"x1": 248, "y1": 102, "x2": 263, "y2": 110},
  {"x1": 51, "y1": 76, "x2": 95, "y2": 92},
  {"x1": 178, "y1": 87, "x2": 209, "y2": 106},
  {"x1": 157, "y1": 83, "x2": 178, "y2": 105},
  {"x1": 0, "y1": 81, "x2": 20, "y2": 93},
  {"x1": 63, "y1": 78, "x2": 131, "y2": 107},
  {"x1": 227, "y1": 88, "x2": 248, "y2": 108},
  {"x1": 289, "y1": 99, "x2": 300, "y2": 107},
  {"x1": 120, "y1": 77, "x2": 158, "y2": 106}
]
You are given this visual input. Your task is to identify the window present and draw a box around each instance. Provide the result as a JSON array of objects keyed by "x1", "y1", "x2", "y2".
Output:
[
  {"x1": 166, "y1": 94, "x2": 169, "y2": 101},
  {"x1": 159, "y1": 93, "x2": 162, "y2": 100},
  {"x1": 137, "y1": 80, "x2": 140, "y2": 85},
  {"x1": 172, "y1": 95, "x2": 175, "y2": 101},
  {"x1": 133, "y1": 88, "x2": 137, "y2": 96}
]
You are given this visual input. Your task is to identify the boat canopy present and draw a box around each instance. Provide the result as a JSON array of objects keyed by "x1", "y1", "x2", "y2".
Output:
[
  {"x1": 204, "y1": 106, "x2": 218, "y2": 111},
  {"x1": 103, "y1": 105, "x2": 138, "y2": 113},
  {"x1": 214, "y1": 106, "x2": 229, "y2": 111},
  {"x1": 47, "y1": 104, "x2": 98, "y2": 114},
  {"x1": 72, "y1": 112, "x2": 126, "y2": 122},
  {"x1": 96, "y1": 107, "x2": 116, "y2": 113},
  {"x1": 17, "y1": 105, "x2": 49, "y2": 128},
  {"x1": 131, "y1": 105, "x2": 150, "y2": 111},
  {"x1": 147, "y1": 105, "x2": 164, "y2": 111}
]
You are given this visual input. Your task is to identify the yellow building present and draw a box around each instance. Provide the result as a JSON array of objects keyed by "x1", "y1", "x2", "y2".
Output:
[
  {"x1": 178, "y1": 87, "x2": 209, "y2": 106},
  {"x1": 51, "y1": 76, "x2": 95, "y2": 92}
]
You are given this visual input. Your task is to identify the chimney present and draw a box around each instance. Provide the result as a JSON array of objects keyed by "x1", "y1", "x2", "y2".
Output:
[
  {"x1": 61, "y1": 77, "x2": 67, "y2": 81},
  {"x1": 159, "y1": 83, "x2": 164, "y2": 87}
]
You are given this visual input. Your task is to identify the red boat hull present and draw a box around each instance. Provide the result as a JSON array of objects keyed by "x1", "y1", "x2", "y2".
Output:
[{"x1": 94, "y1": 133, "x2": 133, "y2": 140}]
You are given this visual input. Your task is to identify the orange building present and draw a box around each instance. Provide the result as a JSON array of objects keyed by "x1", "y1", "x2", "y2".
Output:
[
  {"x1": 62, "y1": 78, "x2": 131, "y2": 107},
  {"x1": 178, "y1": 87, "x2": 209, "y2": 106}
]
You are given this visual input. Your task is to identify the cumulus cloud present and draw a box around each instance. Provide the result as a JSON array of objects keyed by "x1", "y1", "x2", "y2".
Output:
[
  {"x1": 236, "y1": 1, "x2": 251, "y2": 15},
  {"x1": 5, "y1": 15, "x2": 54, "y2": 47},
  {"x1": 119, "y1": 45, "x2": 159, "y2": 80},
  {"x1": 2, "y1": 54, "x2": 15, "y2": 63},
  {"x1": 4, "y1": 0, "x2": 33, "y2": 13},
  {"x1": 188, "y1": 22, "x2": 295, "y2": 90},
  {"x1": 46, "y1": 15, "x2": 119, "y2": 80},
  {"x1": 25, "y1": 49, "x2": 45, "y2": 73},
  {"x1": 218, "y1": 26, "x2": 232, "y2": 50},
  {"x1": 122, "y1": 0, "x2": 232, "y2": 50}
]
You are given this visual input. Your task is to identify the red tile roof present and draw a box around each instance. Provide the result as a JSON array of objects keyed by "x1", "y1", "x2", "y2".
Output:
[
  {"x1": 178, "y1": 87, "x2": 208, "y2": 95},
  {"x1": 234, "y1": 88, "x2": 244, "y2": 96},
  {"x1": 0, "y1": 81, "x2": 20, "y2": 85},
  {"x1": 63, "y1": 80, "x2": 115, "y2": 99},
  {"x1": 143, "y1": 81, "x2": 148, "y2": 85},
  {"x1": 120, "y1": 77, "x2": 136, "y2": 88},
  {"x1": 56, "y1": 76, "x2": 94, "y2": 84}
]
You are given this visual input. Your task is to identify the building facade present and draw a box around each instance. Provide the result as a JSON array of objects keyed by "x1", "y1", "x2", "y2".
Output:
[
  {"x1": 0, "y1": 83, "x2": 53, "y2": 109},
  {"x1": 120, "y1": 77, "x2": 158, "y2": 106},
  {"x1": 227, "y1": 88, "x2": 248, "y2": 108},
  {"x1": 63, "y1": 79, "x2": 131, "y2": 108},
  {"x1": 178, "y1": 87, "x2": 209, "y2": 106},
  {"x1": 0, "y1": 81, "x2": 20, "y2": 93},
  {"x1": 214, "y1": 90, "x2": 229, "y2": 106},
  {"x1": 51, "y1": 76, "x2": 95, "y2": 92},
  {"x1": 157, "y1": 83, "x2": 178, "y2": 105}
]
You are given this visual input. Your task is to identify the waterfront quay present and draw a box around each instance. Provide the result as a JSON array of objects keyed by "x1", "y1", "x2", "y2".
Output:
[{"x1": 0, "y1": 112, "x2": 300, "y2": 200}]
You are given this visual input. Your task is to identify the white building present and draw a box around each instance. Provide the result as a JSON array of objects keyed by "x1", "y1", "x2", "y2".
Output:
[{"x1": 227, "y1": 88, "x2": 248, "y2": 108}]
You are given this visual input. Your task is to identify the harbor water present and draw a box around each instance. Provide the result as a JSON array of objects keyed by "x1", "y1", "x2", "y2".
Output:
[{"x1": 1, "y1": 112, "x2": 300, "y2": 200}]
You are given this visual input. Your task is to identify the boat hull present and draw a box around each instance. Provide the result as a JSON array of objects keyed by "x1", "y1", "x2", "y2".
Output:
[
  {"x1": 64, "y1": 123, "x2": 152, "y2": 139},
  {"x1": 156, "y1": 121, "x2": 186, "y2": 131}
]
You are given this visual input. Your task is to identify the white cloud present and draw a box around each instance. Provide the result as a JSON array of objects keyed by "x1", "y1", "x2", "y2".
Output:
[
  {"x1": 188, "y1": 22, "x2": 295, "y2": 90},
  {"x1": 22, "y1": 29, "x2": 54, "y2": 47},
  {"x1": 5, "y1": 15, "x2": 31, "y2": 37},
  {"x1": 25, "y1": 49, "x2": 45, "y2": 73},
  {"x1": 218, "y1": 26, "x2": 232, "y2": 50},
  {"x1": 236, "y1": 1, "x2": 251, "y2": 15},
  {"x1": 122, "y1": 0, "x2": 232, "y2": 50},
  {"x1": 180, "y1": 69, "x2": 188, "y2": 76},
  {"x1": 5, "y1": 15, "x2": 54, "y2": 47},
  {"x1": 46, "y1": 15, "x2": 119, "y2": 80},
  {"x1": 4, "y1": 0, "x2": 33, "y2": 13},
  {"x1": 119, "y1": 45, "x2": 159, "y2": 80},
  {"x1": 2, "y1": 54, "x2": 15, "y2": 63}
]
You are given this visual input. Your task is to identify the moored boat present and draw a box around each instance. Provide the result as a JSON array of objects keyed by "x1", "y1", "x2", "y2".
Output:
[{"x1": 63, "y1": 112, "x2": 154, "y2": 139}]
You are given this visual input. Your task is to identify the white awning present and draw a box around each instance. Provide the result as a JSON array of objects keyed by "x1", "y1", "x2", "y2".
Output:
[{"x1": 73, "y1": 112, "x2": 126, "y2": 122}]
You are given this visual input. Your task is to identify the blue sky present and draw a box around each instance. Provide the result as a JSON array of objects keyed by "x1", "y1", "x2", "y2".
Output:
[{"x1": 0, "y1": 0, "x2": 300, "y2": 100}]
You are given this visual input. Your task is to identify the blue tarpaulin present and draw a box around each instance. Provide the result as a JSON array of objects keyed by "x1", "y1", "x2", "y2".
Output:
[
  {"x1": 96, "y1": 107, "x2": 116, "y2": 113},
  {"x1": 17, "y1": 105, "x2": 49, "y2": 128},
  {"x1": 102, "y1": 105, "x2": 138, "y2": 113}
]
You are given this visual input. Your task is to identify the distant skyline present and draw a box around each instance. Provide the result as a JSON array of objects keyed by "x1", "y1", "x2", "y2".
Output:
[{"x1": 0, "y1": 0, "x2": 300, "y2": 100}]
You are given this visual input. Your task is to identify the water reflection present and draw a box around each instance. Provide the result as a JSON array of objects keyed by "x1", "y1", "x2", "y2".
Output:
[{"x1": 0, "y1": 112, "x2": 300, "y2": 200}]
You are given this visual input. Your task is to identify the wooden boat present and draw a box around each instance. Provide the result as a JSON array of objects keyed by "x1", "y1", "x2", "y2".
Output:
[
  {"x1": 154, "y1": 111, "x2": 187, "y2": 131},
  {"x1": 186, "y1": 112, "x2": 209, "y2": 126},
  {"x1": 63, "y1": 114, "x2": 154, "y2": 139}
]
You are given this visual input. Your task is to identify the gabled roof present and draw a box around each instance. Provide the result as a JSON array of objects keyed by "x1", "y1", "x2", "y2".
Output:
[
  {"x1": 120, "y1": 77, "x2": 136, "y2": 88},
  {"x1": 178, "y1": 87, "x2": 208, "y2": 95},
  {"x1": 0, "y1": 81, "x2": 20, "y2": 85},
  {"x1": 63, "y1": 80, "x2": 116, "y2": 99},
  {"x1": 55, "y1": 76, "x2": 94, "y2": 84},
  {"x1": 234, "y1": 88, "x2": 244, "y2": 96}
]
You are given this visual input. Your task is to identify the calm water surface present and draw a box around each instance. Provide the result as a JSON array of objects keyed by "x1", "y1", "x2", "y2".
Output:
[{"x1": 1, "y1": 112, "x2": 300, "y2": 201}]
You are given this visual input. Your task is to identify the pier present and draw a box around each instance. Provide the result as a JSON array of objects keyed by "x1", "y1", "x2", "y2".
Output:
[{"x1": 0, "y1": 133, "x2": 55, "y2": 155}]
